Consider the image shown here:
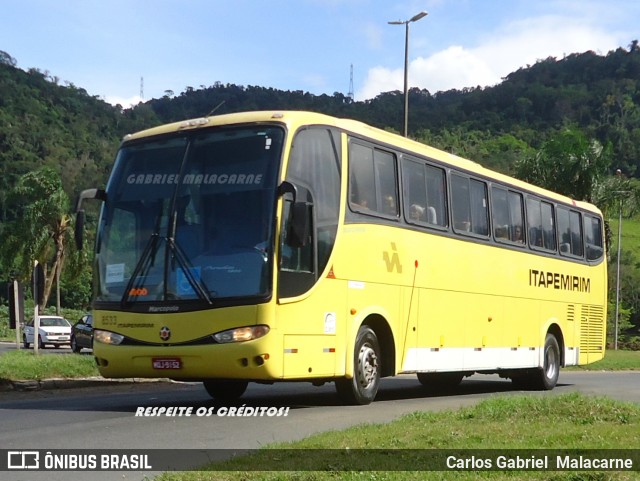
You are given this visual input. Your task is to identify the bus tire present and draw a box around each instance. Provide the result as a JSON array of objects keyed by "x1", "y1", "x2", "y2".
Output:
[
  {"x1": 335, "y1": 326, "x2": 381, "y2": 405},
  {"x1": 512, "y1": 333, "x2": 560, "y2": 390},
  {"x1": 203, "y1": 380, "x2": 249, "y2": 401},
  {"x1": 536, "y1": 333, "x2": 561, "y2": 390},
  {"x1": 417, "y1": 372, "x2": 464, "y2": 389}
]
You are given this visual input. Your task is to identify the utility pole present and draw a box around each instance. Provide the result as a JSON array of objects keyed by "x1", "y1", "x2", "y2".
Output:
[{"x1": 388, "y1": 11, "x2": 428, "y2": 137}]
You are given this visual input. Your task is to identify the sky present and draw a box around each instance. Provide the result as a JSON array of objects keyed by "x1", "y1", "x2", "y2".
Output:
[{"x1": 2, "y1": 0, "x2": 640, "y2": 108}]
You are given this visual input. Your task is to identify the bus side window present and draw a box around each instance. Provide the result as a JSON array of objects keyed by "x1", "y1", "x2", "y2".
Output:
[
  {"x1": 557, "y1": 206, "x2": 583, "y2": 258},
  {"x1": 349, "y1": 142, "x2": 398, "y2": 218},
  {"x1": 508, "y1": 191, "x2": 525, "y2": 243},
  {"x1": 585, "y1": 215, "x2": 604, "y2": 261},
  {"x1": 451, "y1": 173, "x2": 487, "y2": 236},
  {"x1": 404, "y1": 158, "x2": 428, "y2": 225},
  {"x1": 451, "y1": 174, "x2": 471, "y2": 233},
  {"x1": 526, "y1": 197, "x2": 555, "y2": 251},
  {"x1": 491, "y1": 186, "x2": 510, "y2": 241},
  {"x1": 404, "y1": 157, "x2": 448, "y2": 227},
  {"x1": 425, "y1": 164, "x2": 447, "y2": 227},
  {"x1": 470, "y1": 179, "x2": 488, "y2": 236}
]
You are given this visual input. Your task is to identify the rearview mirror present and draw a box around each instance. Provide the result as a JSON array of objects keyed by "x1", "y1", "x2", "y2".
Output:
[
  {"x1": 278, "y1": 181, "x2": 312, "y2": 248},
  {"x1": 74, "y1": 188, "x2": 106, "y2": 251}
]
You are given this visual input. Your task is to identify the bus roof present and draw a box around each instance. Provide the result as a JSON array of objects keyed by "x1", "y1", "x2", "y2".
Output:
[{"x1": 123, "y1": 110, "x2": 602, "y2": 215}]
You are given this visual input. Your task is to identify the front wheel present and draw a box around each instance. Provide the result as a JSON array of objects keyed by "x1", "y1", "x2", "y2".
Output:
[
  {"x1": 203, "y1": 380, "x2": 249, "y2": 401},
  {"x1": 23, "y1": 335, "x2": 30, "y2": 349},
  {"x1": 335, "y1": 326, "x2": 381, "y2": 405}
]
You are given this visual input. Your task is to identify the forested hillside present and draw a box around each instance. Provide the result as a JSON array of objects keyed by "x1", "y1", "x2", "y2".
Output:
[
  {"x1": 141, "y1": 42, "x2": 640, "y2": 175},
  {"x1": 2, "y1": 43, "x2": 640, "y2": 340},
  {"x1": 3, "y1": 42, "x2": 640, "y2": 206}
]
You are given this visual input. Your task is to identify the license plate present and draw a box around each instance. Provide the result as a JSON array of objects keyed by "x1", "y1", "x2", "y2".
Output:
[{"x1": 152, "y1": 358, "x2": 182, "y2": 370}]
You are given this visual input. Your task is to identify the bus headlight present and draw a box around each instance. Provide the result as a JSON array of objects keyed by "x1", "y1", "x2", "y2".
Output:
[
  {"x1": 94, "y1": 329, "x2": 125, "y2": 345},
  {"x1": 213, "y1": 325, "x2": 270, "y2": 343}
]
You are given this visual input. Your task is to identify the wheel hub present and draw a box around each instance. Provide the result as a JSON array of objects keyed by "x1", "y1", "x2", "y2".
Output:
[{"x1": 356, "y1": 343, "x2": 378, "y2": 388}]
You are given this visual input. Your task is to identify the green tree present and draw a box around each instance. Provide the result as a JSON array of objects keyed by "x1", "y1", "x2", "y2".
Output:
[
  {"x1": 514, "y1": 127, "x2": 611, "y2": 202},
  {"x1": 592, "y1": 175, "x2": 640, "y2": 222},
  {"x1": 0, "y1": 167, "x2": 72, "y2": 312}
]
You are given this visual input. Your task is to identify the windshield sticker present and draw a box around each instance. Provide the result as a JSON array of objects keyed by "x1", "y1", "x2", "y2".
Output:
[
  {"x1": 106, "y1": 263, "x2": 125, "y2": 283},
  {"x1": 126, "y1": 173, "x2": 263, "y2": 186},
  {"x1": 177, "y1": 266, "x2": 202, "y2": 296}
]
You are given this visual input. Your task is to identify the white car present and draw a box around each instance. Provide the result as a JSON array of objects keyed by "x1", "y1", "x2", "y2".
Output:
[{"x1": 23, "y1": 316, "x2": 72, "y2": 349}]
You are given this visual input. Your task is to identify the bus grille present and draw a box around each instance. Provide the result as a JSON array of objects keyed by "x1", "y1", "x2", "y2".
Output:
[{"x1": 579, "y1": 304, "x2": 605, "y2": 353}]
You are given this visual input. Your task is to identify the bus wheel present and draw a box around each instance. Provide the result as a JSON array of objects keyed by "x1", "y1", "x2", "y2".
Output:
[
  {"x1": 512, "y1": 333, "x2": 560, "y2": 390},
  {"x1": 335, "y1": 326, "x2": 380, "y2": 405},
  {"x1": 417, "y1": 372, "x2": 464, "y2": 389},
  {"x1": 536, "y1": 333, "x2": 560, "y2": 390},
  {"x1": 203, "y1": 380, "x2": 249, "y2": 401}
]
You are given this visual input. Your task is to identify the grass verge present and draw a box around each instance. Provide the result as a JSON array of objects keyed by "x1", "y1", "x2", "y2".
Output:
[
  {"x1": 0, "y1": 349, "x2": 99, "y2": 380},
  {"x1": 155, "y1": 393, "x2": 640, "y2": 481},
  {"x1": 567, "y1": 349, "x2": 640, "y2": 371}
]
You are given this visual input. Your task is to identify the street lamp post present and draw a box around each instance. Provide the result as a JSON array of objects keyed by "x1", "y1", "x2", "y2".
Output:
[
  {"x1": 614, "y1": 190, "x2": 630, "y2": 351},
  {"x1": 388, "y1": 11, "x2": 428, "y2": 137},
  {"x1": 614, "y1": 169, "x2": 629, "y2": 351},
  {"x1": 615, "y1": 192, "x2": 622, "y2": 350}
]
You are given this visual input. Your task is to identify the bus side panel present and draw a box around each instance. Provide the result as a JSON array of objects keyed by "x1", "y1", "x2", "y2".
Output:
[
  {"x1": 407, "y1": 289, "x2": 465, "y2": 372},
  {"x1": 277, "y1": 278, "x2": 348, "y2": 379},
  {"x1": 503, "y1": 295, "x2": 539, "y2": 367}
]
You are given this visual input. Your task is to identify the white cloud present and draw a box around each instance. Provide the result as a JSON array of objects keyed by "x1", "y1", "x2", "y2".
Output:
[
  {"x1": 356, "y1": 13, "x2": 620, "y2": 101},
  {"x1": 104, "y1": 95, "x2": 144, "y2": 108}
]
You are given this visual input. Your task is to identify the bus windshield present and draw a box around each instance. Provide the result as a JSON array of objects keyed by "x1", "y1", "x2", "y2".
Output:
[{"x1": 95, "y1": 126, "x2": 284, "y2": 306}]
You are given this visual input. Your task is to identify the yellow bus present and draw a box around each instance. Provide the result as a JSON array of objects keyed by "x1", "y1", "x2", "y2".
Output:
[{"x1": 75, "y1": 111, "x2": 607, "y2": 405}]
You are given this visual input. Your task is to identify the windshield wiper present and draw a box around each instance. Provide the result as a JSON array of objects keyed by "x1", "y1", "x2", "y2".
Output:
[
  {"x1": 120, "y1": 205, "x2": 164, "y2": 307},
  {"x1": 120, "y1": 234, "x2": 161, "y2": 307}
]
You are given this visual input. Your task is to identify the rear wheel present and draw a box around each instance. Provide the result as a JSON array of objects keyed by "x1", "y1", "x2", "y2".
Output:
[
  {"x1": 536, "y1": 333, "x2": 560, "y2": 390},
  {"x1": 511, "y1": 333, "x2": 560, "y2": 390},
  {"x1": 335, "y1": 326, "x2": 381, "y2": 405},
  {"x1": 203, "y1": 380, "x2": 249, "y2": 401}
]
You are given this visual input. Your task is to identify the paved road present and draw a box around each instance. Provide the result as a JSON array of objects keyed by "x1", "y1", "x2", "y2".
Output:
[{"x1": 1, "y1": 370, "x2": 639, "y2": 481}]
